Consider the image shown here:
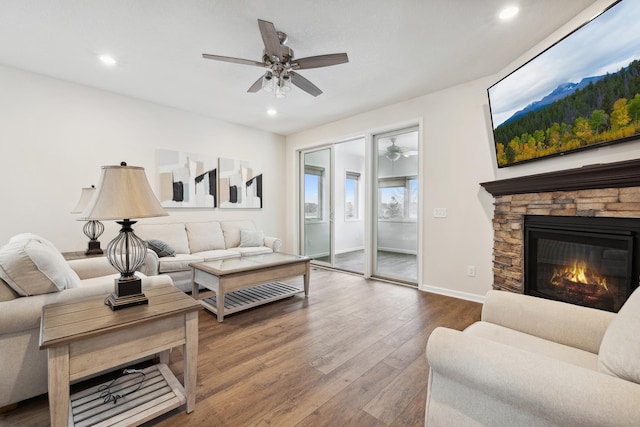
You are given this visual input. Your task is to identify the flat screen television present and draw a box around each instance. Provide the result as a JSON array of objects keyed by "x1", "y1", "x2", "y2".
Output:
[{"x1": 488, "y1": 0, "x2": 640, "y2": 168}]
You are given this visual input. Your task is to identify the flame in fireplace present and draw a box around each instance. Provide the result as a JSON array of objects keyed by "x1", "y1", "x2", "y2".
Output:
[{"x1": 550, "y1": 259, "x2": 608, "y2": 292}]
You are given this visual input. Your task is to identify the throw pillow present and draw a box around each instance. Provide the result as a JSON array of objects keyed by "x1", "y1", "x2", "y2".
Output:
[
  {"x1": 598, "y1": 286, "x2": 640, "y2": 384},
  {"x1": 239, "y1": 229, "x2": 264, "y2": 247},
  {"x1": 0, "y1": 234, "x2": 81, "y2": 296},
  {"x1": 147, "y1": 239, "x2": 176, "y2": 257}
]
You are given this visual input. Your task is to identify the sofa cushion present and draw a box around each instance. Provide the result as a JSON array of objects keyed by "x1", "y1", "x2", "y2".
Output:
[
  {"x1": 186, "y1": 221, "x2": 226, "y2": 252},
  {"x1": 135, "y1": 223, "x2": 190, "y2": 254},
  {"x1": 0, "y1": 234, "x2": 81, "y2": 296},
  {"x1": 193, "y1": 250, "x2": 242, "y2": 262},
  {"x1": 465, "y1": 321, "x2": 599, "y2": 371},
  {"x1": 230, "y1": 246, "x2": 273, "y2": 256},
  {"x1": 221, "y1": 220, "x2": 256, "y2": 248},
  {"x1": 0, "y1": 277, "x2": 18, "y2": 301},
  {"x1": 146, "y1": 239, "x2": 176, "y2": 258},
  {"x1": 599, "y1": 287, "x2": 640, "y2": 384},
  {"x1": 157, "y1": 254, "x2": 205, "y2": 273},
  {"x1": 239, "y1": 229, "x2": 264, "y2": 247}
]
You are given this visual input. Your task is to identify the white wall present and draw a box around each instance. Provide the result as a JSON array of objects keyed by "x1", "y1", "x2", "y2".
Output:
[
  {"x1": 0, "y1": 65, "x2": 286, "y2": 252},
  {"x1": 285, "y1": 0, "x2": 640, "y2": 301}
]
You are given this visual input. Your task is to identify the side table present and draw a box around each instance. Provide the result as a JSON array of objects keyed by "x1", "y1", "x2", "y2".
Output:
[{"x1": 39, "y1": 283, "x2": 201, "y2": 427}]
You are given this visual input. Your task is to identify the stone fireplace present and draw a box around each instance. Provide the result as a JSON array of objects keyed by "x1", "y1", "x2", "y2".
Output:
[{"x1": 481, "y1": 159, "x2": 640, "y2": 312}]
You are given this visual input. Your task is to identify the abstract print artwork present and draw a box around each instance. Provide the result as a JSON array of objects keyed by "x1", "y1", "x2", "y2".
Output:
[
  {"x1": 156, "y1": 149, "x2": 217, "y2": 208},
  {"x1": 218, "y1": 157, "x2": 262, "y2": 209}
]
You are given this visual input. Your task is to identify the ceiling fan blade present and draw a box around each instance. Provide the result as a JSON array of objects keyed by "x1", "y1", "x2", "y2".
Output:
[
  {"x1": 291, "y1": 53, "x2": 349, "y2": 70},
  {"x1": 247, "y1": 75, "x2": 264, "y2": 93},
  {"x1": 258, "y1": 19, "x2": 281, "y2": 60},
  {"x1": 290, "y1": 72, "x2": 322, "y2": 97},
  {"x1": 202, "y1": 53, "x2": 264, "y2": 67}
]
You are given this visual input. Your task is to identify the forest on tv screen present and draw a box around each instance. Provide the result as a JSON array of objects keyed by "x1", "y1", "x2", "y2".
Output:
[{"x1": 494, "y1": 59, "x2": 640, "y2": 166}]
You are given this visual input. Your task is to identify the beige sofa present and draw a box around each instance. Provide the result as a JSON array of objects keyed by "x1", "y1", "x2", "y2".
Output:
[
  {"x1": 425, "y1": 289, "x2": 640, "y2": 426},
  {"x1": 0, "y1": 250, "x2": 173, "y2": 408},
  {"x1": 135, "y1": 220, "x2": 282, "y2": 292}
]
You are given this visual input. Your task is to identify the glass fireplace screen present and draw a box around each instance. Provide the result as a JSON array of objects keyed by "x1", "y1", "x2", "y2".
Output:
[{"x1": 527, "y1": 230, "x2": 632, "y2": 312}]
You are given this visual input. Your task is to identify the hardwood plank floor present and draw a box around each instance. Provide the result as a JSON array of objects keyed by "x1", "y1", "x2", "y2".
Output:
[{"x1": 0, "y1": 268, "x2": 481, "y2": 427}]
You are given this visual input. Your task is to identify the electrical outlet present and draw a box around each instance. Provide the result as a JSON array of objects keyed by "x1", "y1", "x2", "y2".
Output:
[
  {"x1": 433, "y1": 208, "x2": 447, "y2": 218},
  {"x1": 467, "y1": 265, "x2": 476, "y2": 277}
]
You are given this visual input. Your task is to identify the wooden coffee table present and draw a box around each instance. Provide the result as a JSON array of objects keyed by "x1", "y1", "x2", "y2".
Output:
[
  {"x1": 39, "y1": 284, "x2": 201, "y2": 427},
  {"x1": 191, "y1": 253, "x2": 311, "y2": 322}
]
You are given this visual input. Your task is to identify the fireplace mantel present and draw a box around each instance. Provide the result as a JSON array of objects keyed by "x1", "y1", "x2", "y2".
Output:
[{"x1": 480, "y1": 158, "x2": 640, "y2": 196}]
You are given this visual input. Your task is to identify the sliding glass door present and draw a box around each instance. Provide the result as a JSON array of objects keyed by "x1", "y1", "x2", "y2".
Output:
[
  {"x1": 300, "y1": 129, "x2": 418, "y2": 284},
  {"x1": 373, "y1": 127, "x2": 419, "y2": 284},
  {"x1": 300, "y1": 139, "x2": 366, "y2": 274},
  {"x1": 302, "y1": 148, "x2": 332, "y2": 265}
]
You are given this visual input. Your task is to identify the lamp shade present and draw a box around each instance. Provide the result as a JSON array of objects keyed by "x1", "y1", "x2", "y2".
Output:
[
  {"x1": 70, "y1": 186, "x2": 96, "y2": 213},
  {"x1": 80, "y1": 163, "x2": 168, "y2": 220}
]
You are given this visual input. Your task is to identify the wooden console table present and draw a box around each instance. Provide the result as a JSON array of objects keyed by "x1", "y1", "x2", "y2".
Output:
[
  {"x1": 39, "y1": 284, "x2": 201, "y2": 427},
  {"x1": 191, "y1": 253, "x2": 311, "y2": 322}
]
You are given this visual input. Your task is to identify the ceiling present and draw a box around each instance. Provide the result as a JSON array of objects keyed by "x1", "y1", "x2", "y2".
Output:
[{"x1": 0, "y1": 0, "x2": 600, "y2": 136}]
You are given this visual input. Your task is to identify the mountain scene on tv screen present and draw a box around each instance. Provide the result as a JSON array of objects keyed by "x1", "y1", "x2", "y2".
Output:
[{"x1": 494, "y1": 59, "x2": 640, "y2": 166}]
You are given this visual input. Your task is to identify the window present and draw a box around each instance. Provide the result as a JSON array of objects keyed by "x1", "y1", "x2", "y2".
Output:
[
  {"x1": 378, "y1": 176, "x2": 417, "y2": 221},
  {"x1": 304, "y1": 166, "x2": 324, "y2": 220},
  {"x1": 345, "y1": 171, "x2": 360, "y2": 220}
]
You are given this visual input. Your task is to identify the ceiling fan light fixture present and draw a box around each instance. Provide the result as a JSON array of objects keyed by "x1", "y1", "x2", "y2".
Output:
[
  {"x1": 275, "y1": 83, "x2": 286, "y2": 98},
  {"x1": 262, "y1": 71, "x2": 274, "y2": 92},
  {"x1": 281, "y1": 74, "x2": 292, "y2": 92},
  {"x1": 385, "y1": 151, "x2": 401, "y2": 161}
]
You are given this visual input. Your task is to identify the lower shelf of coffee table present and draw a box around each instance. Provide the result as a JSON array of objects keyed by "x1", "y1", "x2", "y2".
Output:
[
  {"x1": 69, "y1": 364, "x2": 185, "y2": 427},
  {"x1": 200, "y1": 281, "x2": 304, "y2": 317}
]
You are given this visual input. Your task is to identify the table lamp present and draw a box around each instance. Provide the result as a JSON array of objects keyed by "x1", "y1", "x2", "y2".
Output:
[
  {"x1": 71, "y1": 185, "x2": 105, "y2": 255},
  {"x1": 80, "y1": 162, "x2": 168, "y2": 310}
]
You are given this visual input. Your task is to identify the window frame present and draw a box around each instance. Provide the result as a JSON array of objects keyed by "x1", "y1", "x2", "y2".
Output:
[
  {"x1": 304, "y1": 165, "x2": 324, "y2": 221},
  {"x1": 344, "y1": 170, "x2": 360, "y2": 221},
  {"x1": 377, "y1": 175, "x2": 418, "y2": 222}
]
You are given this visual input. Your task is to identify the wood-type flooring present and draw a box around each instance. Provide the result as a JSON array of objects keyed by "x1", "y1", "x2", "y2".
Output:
[{"x1": 0, "y1": 268, "x2": 481, "y2": 427}]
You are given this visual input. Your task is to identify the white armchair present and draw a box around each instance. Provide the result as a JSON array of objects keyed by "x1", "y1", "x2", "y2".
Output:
[{"x1": 425, "y1": 288, "x2": 640, "y2": 426}]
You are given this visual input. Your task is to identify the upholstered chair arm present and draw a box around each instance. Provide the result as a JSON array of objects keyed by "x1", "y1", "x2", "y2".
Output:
[
  {"x1": 136, "y1": 250, "x2": 160, "y2": 276},
  {"x1": 66, "y1": 257, "x2": 118, "y2": 279},
  {"x1": 426, "y1": 327, "x2": 640, "y2": 427},
  {"x1": 264, "y1": 236, "x2": 282, "y2": 252},
  {"x1": 481, "y1": 290, "x2": 615, "y2": 354}
]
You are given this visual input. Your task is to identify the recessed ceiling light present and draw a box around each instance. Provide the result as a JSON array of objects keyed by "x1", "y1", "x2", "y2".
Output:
[
  {"x1": 267, "y1": 108, "x2": 277, "y2": 116},
  {"x1": 499, "y1": 5, "x2": 519, "y2": 21},
  {"x1": 98, "y1": 54, "x2": 117, "y2": 66}
]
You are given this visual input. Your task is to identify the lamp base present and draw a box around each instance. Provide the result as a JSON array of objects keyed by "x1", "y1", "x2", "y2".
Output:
[
  {"x1": 85, "y1": 240, "x2": 103, "y2": 256},
  {"x1": 105, "y1": 276, "x2": 148, "y2": 310},
  {"x1": 105, "y1": 292, "x2": 149, "y2": 310}
]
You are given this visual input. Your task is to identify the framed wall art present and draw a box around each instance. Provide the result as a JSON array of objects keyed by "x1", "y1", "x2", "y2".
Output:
[
  {"x1": 218, "y1": 157, "x2": 262, "y2": 209},
  {"x1": 156, "y1": 149, "x2": 217, "y2": 208}
]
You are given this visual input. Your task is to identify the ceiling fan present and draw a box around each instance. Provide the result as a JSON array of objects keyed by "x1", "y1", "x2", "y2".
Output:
[
  {"x1": 385, "y1": 138, "x2": 418, "y2": 161},
  {"x1": 202, "y1": 19, "x2": 349, "y2": 97}
]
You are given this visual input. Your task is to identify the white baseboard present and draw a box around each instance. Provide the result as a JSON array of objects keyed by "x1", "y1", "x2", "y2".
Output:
[{"x1": 419, "y1": 284, "x2": 486, "y2": 304}]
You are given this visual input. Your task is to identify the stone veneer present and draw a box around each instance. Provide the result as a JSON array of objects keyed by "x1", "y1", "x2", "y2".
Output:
[{"x1": 492, "y1": 187, "x2": 640, "y2": 293}]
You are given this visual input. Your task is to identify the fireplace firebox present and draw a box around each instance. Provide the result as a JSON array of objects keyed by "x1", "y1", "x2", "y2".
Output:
[{"x1": 524, "y1": 216, "x2": 640, "y2": 312}]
